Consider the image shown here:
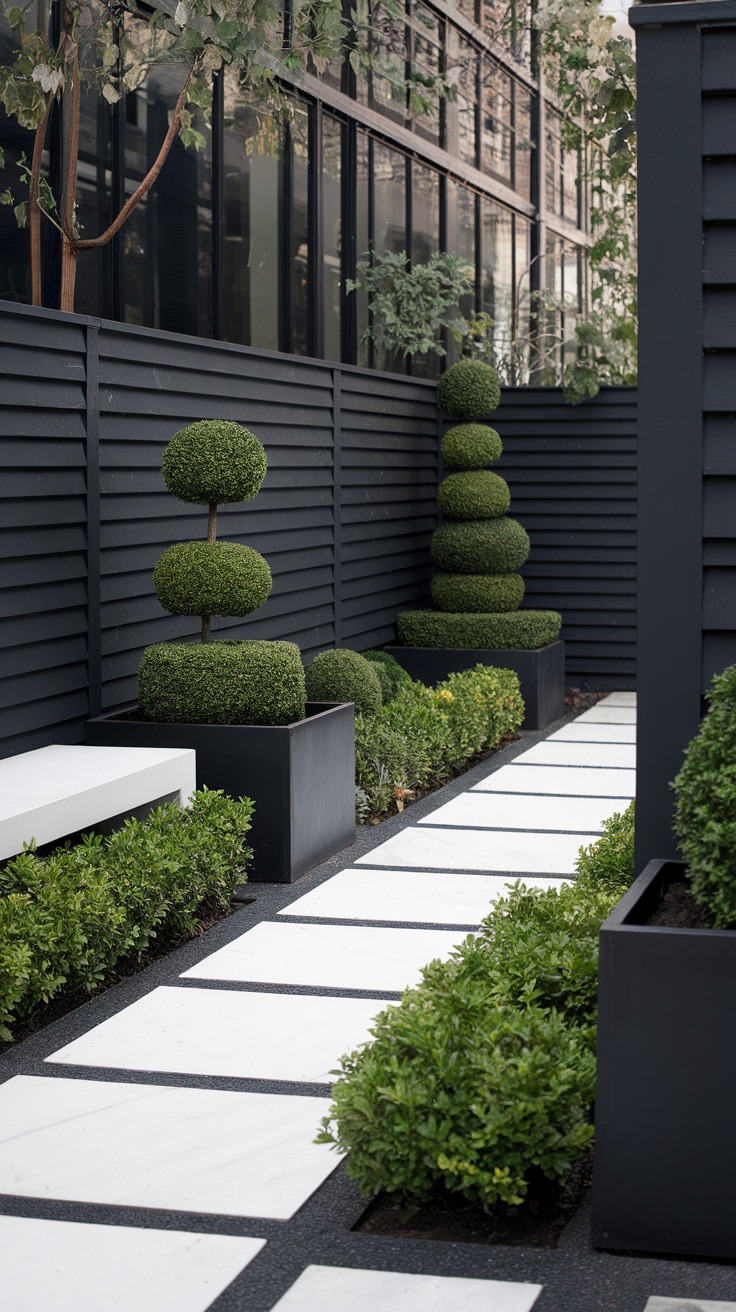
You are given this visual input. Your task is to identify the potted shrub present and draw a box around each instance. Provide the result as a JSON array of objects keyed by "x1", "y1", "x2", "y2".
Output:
[
  {"x1": 87, "y1": 420, "x2": 355, "y2": 883},
  {"x1": 385, "y1": 360, "x2": 564, "y2": 729},
  {"x1": 592, "y1": 664, "x2": 736, "y2": 1259}
]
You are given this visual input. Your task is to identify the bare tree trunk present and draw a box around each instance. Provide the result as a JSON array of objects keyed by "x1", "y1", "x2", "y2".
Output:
[
  {"x1": 207, "y1": 503, "x2": 217, "y2": 543},
  {"x1": 59, "y1": 44, "x2": 81, "y2": 313},
  {"x1": 29, "y1": 95, "x2": 53, "y2": 307}
]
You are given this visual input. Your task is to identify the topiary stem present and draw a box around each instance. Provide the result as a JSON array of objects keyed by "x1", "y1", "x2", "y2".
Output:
[
  {"x1": 207, "y1": 503, "x2": 218, "y2": 544},
  {"x1": 201, "y1": 615, "x2": 211, "y2": 643}
]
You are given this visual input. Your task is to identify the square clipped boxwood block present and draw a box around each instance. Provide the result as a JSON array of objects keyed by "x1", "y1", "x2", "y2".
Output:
[
  {"x1": 593, "y1": 858, "x2": 736, "y2": 1260},
  {"x1": 87, "y1": 703, "x2": 355, "y2": 884},
  {"x1": 383, "y1": 641, "x2": 565, "y2": 731}
]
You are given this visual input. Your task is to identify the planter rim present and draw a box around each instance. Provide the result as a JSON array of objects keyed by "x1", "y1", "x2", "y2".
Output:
[
  {"x1": 88, "y1": 700, "x2": 352, "y2": 732},
  {"x1": 601, "y1": 856, "x2": 736, "y2": 941}
]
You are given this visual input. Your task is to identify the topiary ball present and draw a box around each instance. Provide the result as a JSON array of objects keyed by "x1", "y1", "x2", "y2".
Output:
[
  {"x1": 431, "y1": 572, "x2": 525, "y2": 614},
  {"x1": 441, "y1": 423, "x2": 503, "y2": 470},
  {"x1": 153, "y1": 541, "x2": 272, "y2": 618},
  {"x1": 431, "y1": 517, "x2": 531, "y2": 574},
  {"x1": 437, "y1": 471, "x2": 510, "y2": 521},
  {"x1": 436, "y1": 360, "x2": 501, "y2": 421},
  {"x1": 361, "y1": 649, "x2": 413, "y2": 701},
  {"x1": 162, "y1": 420, "x2": 267, "y2": 506},
  {"x1": 138, "y1": 639, "x2": 306, "y2": 725},
  {"x1": 305, "y1": 648, "x2": 383, "y2": 715}
]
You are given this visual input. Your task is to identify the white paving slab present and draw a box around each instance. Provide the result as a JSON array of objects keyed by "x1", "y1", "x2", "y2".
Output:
[
  {"x1": 512, "y1": 741, "x2": 636, "y2": 769},
  {"x1": 278, "y1": 868, "x2": 564, "y2": 925},
  {"x1": 47, "y1": 987, "x2": 381, "y2": 1084},
  {"x1": 472, "y1": 763, "x2": 635, "y2": 798},
  {"x1": 547, "y1": 722, "x2": 636, "y2": 744},
  {"x1": 269, "y1": 1265, "x2": 542, "y2": 1312},
  {"x1": 419, "y1": 791, "x2": 624, "y2": 833},
  {"x1": 0, "y1": 1214, "x2": 265, "y2": 1312},
  {"x1": 575, "y1": 704, "x2": 637, "y2": 724},
  {"x1": 644, "y1": 1302, "x2": 736, "y2": 1312},
  {"x1": 600, "y1": 691, "x2": 637, "y2": 706},
  {"x1": 182, "y1": 922, "x2": 465, "y2": 992},
  {"x1": 356, "y1": 826, "x2": 596, "y2": 874},
  {"x1": 0, "y1": 1075, "x2": 337, "y2": 1219}
]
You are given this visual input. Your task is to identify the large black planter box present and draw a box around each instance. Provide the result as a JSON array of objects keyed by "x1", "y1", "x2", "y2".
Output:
[
  {"x1": 383, "y1": 640, "x2": 564, "y2": 730},
  {"x1": 86, "y1": 702, "x2": 355, "y2": 884},
  {"x1": 593, "y1": 858, "x2": 736, "y2": 1259}
]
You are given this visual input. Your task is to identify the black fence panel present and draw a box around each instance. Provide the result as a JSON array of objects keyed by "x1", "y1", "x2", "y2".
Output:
[
  {"x1": 632, "y1": 0, "x2": 736, "y2": 865},
  {"x1": 0, "y1": 300, "x2": 637, "y2": 759}
]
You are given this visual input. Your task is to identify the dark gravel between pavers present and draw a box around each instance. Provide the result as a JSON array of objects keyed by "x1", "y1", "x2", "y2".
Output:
[{"x1": 3, "y1": 695, "x2": 733, "y2": 1312}]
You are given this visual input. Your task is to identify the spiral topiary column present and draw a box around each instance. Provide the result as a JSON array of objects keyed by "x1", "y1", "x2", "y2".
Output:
[
  {"x1": 397, "y1": 360, "x2": 562, "y2": 650},
  {"x1": 137, "y1": 420, "x2": 306, "y2": 726}
]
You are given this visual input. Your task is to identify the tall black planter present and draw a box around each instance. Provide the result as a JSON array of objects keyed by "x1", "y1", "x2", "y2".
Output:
[
  {"x1": 593, "y1": 857, "x2": 736, "y2": 1259},
  {"x1": 86, "y1": 702, "x2": 355, "y2": 884},
  {"x1": 383, "y1": 640, "x2": 565, "y2": 730}
]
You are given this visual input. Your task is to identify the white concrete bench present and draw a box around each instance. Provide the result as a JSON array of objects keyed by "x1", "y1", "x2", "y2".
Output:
[{"x1": 0, "y1": 745, "x2": 197, "y2": 863}]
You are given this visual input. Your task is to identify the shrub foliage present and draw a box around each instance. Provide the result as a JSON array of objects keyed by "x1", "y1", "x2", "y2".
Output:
[
  {"x1": 153, "y1": 542, "x2": 272, "y2": 618},
  {"x1": 138, "y1": 639, "x2": 306, "y2": 726},
  {"x1": 437, "y1": 359, "x2": 502, "y2": 421},
  {"x1": 441, "y1": 423, "x2": 503, "y2": 470},
  {"x1": 431, "y1": 518, "x2": 531, "y2": 574},
  {"x1": 397, "y1": 610, "x2": 562, "y2": 651},
  {"x1": 361, "y1": 650, "x2": 413, "y2": 701},
  {"x1": 305, "y1": 649, "x2": 383, "y2": 715},
  {"x1": 437, "y1": 470, "x2": 511, "y2": 521},
  {"x1": 161, "y1": 420, "x2": 267, "y2": 506},
  {"x1": 431, "y1": 572, "x2": 525, "y2": 615}
]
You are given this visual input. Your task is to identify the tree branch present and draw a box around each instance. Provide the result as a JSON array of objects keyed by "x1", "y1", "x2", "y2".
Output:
[{"x1": 29, "y1": 93, "x2": 53, "y2": 307}]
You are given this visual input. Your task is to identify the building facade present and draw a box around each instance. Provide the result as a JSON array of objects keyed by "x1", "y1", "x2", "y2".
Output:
[{"x1": 0, "y1": 0, "x2": 591, "y2": 377}]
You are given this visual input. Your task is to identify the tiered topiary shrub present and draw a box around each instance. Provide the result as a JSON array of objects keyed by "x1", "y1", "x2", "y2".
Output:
[
  {"x1": 137, "y1": 420, "x2": 306, "y2": 726},
  {"x1": 397, "y1": 360, "x2": 561, "y2": 651}
]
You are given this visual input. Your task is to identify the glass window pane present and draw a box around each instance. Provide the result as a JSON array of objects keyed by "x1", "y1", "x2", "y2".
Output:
[
  {"x1": 355, "y1": 131, "x2": 371, "y2": 362},
  {"x1": 456, "y1": 184, "x2": 477, "y2": 319},
  {"x1": 410, "y1": 1, "x2": 442, "y2": 146},
  {"x1": 411, "y1": 158, "x2": 440, "y2": 264},
  {"x1": 69, "y1": 1, "x2": 114, "y2": 318},
  {"x1": 481, "y1": 61, "x2": 513, "y2": 190},
  {"x1": 289, "y1": 100, "x2": 310, "y2": 355},
  {"x1": 221, "y1": 77, "x2": 282, "y2": 351},
  {"x1": 0, "y1": 12, "x2": 34, "y2": 304},
  {"x1": 545, "y1": 108, "x2": 562, "y2": 217},
  {"x1": 446, "y1": 29, "x2": 477, "y2": 166},
  {"x1": 563, "y1": 139, "x2": 580, "y2": 225},
  {"x1": 360, "y1": 1, "x2": 407, "y2": 126},
  {"x1": 481, "y1": 197, "x2": 513, "y2": 365},
  {"x1": 323, "y1": 114, "x2": 343, "y2": 362},
  {"x1": 513, "y1": 215, "x2": 532, "y2": 383},
  {"x1": 514, "y1": 83, "x2": 533, "y2": 202},
  {"x1": 373, "y1": 140, "x2": 407, "y2": 373}
]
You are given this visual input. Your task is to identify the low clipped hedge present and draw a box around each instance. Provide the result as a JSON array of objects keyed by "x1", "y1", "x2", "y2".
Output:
[
  {"x1": 436, "y1": 359, "x2": 501, "y2": 421},
  {"x1": 318, "y1": 803, "x2": 636, "y2": 1209},
  {"x1": 138, "y1": 639, "x2": 306, "y2": 725},
  {"x1": 153, "y1": 541, "x2": 272, "y2": 618},
  {"x1": 354, "y1": 663, "x2": 522, "y2": 819},
  {"x1": 431, "y1": 572, "x2": 525, "y2": 615},
  {"x1": 305, "y1": 648, "x2": 383, "y2": 715},
  {"x1": 162, "y1": 420, "x2": 267, "y2": 505},
  {"x1": 0, "y1": 789, "x2": 254, "y2": 1042},
  {"x1": 441, "y1": 423, "x2": 502, "y2": 470},
  {"x1": 432, "y1": 517, "x2": 530, "y2": 574},
  {"x1": 437, "y1": 471, "x2": 510, "y2": 521},
  {"x1": 397, "y1": 609, "x2": 562, "y2": 651}
]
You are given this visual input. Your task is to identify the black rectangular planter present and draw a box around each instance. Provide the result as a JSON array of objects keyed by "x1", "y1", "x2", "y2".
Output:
[
  {"x1": 593, "y1": 858, "x2": 736, "y2": 1259},
  {"x1": 383, "y1": 640, "x2": 565, "y2": 730},
  {"x1": 86, "y1": 702, "x2": 356, "y2": 884}
]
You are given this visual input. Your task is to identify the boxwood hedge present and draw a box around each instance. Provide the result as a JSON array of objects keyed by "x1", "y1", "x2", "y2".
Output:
[
  {"x1": 437, "y1": 470, "x2": 510, "y2": 521},
  {"x1": 161, "y1": 420, "x2": 267, "y2": 506},
  {"x1": 431, "y1": 572, "x2": 525, "y2": 614},
  {"x1": 436, "y1": 359, "x2": 501, "y2": 421},
  {"x1": 305, "y1": 648, "x2": 383, "y2": 715},
  {"x1": 431, "y1": 517, "x2": 530, "y2": 574},
  {"x1": 441, "y1": 423, "x2": 503, "y2": 470},
  {"x1": 397, "y1": 609, "x2": 562, "y2": 650},
  {"x1": 138, "y1": 639, "x2": 306, "y2": 725},
  {"x1": 153, "y1": 541, "x2": 272, "y2": 618}
]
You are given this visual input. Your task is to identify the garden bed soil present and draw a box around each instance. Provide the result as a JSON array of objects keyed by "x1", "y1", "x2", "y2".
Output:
[
  {"x1": 564, "y1": 688, "x2": 609, "y2": 714},
  {"x1": 355, "y1": 1149, "x2": 593, "y2": 1248},
  {"x1": 646, "y1": 879, "x2": 707, "y2": 930}
]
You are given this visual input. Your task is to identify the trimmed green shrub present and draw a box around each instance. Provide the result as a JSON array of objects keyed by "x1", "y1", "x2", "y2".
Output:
[
  {"x1": 138, "y1": 639, "x2": 306, "y2": 726},
  {"x1": 436, "y1": 359, "x2": 501, "y2": 421},
  {"x1": 576, "y1": 801, "x2": 635, "y2": 896},
  {"x1": 674, "y1": 664, "x2": 736, "y2": 927},
  {"x1": 431, "y1": 572, "x2": 525, "y2": 614},
  {"x1": 161, "y1": 420, "x2": 267, "y2": 505},
  {"x1": 305, "y1": 648, "x2": 382, "y2": 715},
  {"x1": 153, "y1": 542, "x2": 272, "y2": 618},
  {"x1": 432, "y1": 517, "x2": 530, "y2": 574},
  {"x1": 437, "y1": 470, "x2": 510, "y2": 521},
  {"x1": 441, "y1": 423, "x2": 502, "y2": 470},
  {"x1": 398, "y1": 610, "x2": 561, "y2": 650},
  {"x1": 361, "y1": 650, "x2": 413, "y2": 701},
  {"x1": 0, "y1": 789, "x2": 253, "y2": 1042}
]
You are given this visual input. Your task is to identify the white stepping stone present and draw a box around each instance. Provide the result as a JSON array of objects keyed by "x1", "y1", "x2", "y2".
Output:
[
  {"x1": 0, "y1": 1075, "x2": 337, "y2": 1219},
  {"x1": 548, "y1": 722, "x2": 636, "y2": 744},
  {"x1": 420, "y1": 791, "x2": 624, "y2": 833},
  {"x1": 512, "y1": 741, "x2": 636, "y2": 769},
  {"x1": 47, "y1": 987, "x2": 380, "y2": 1084},
  {"x1": 644, "y1": 1302, "x2": 736, "y2": 1311},
  {"x1": 278, "y1": 868, "x2": 564, "y2": 925},
  {"x1": 0, "y1": 1214, "x2": 264, "y2": 1312},
  {"x1": 575, "y1": 705, "x2": 637, "y2": 724},
  {"x1": 473, "y1": 763, "x2": 635, "y2": 798},
  {"x1": 182, "y1": 921, "x2": 465, "y2": 992},
  {"x1": 269, "y1": 1265, "x2": 542, "y2": 1312},
  {"x1": 356, "y1": 826, "x2": 596, "y2": 875},
  {"x1": 600, "y1": 691, "x2": 637, "y2": 706}
]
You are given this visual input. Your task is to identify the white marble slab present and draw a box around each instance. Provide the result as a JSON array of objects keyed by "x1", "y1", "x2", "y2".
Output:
[
  {"x1": 600, "y1": 691, "x2": 637, "y2": 706},
  {"x1": 472, "y1": 763, "x2": 636, "y2": 798},
  {"x1": 0, "y1": 1075, "x2": 337, "y2": 1219},
  {"x1": 419, "y1": 791, "x2": 624, "y2": 833},
  {"x1": 547, "y1": 722, "x2": 636, "y2": 744},
  {"x1": 644, "y1": 1302, "x2": 736, "y2": 1312},
  {"x1": 269, "y1": 1265, "x2": 542, "y2": 1312},
  {"x1": 182, "y1": 922, "x2": 465, "y2": 992},
  {"x1": 278, "y1": 868, "x2": 564, "y2": 925},
  {"x1": 356, "y1": 826, "x2": 596, "y2": 874},
  {"x1": 0, "y1": 1214, "x2": 264, "y2": 1312},
  {"x1": 575, "y1": 705, "x2": 637, "y2": 724},
  {"x1": 47, "y1": 987, "x2": 380, "y2": 1083},
  {"x1": 511, "y1": 741, "x2": 636, "y2": 769}
]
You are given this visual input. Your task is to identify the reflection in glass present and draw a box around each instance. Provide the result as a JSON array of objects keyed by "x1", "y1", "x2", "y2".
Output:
[
  {"x1": 412, "y1": 158, "x2": 440, "y2": 377},
  {"x1": 410, "y1": 1, "x2": 443, "y2": 146},
  {"x1": 456, "y1": 183, "x2": 477, "y2": 321},
  {"x1": 481, "y1": 61, "x2": 513, "y2": 189},
  {"x1": 373, "y1": 140, "x2": 407, "y2": 372},
  {"x1": 481, "y1": 197, "x2": 513, "y2": 363},
  {"x1": 323, "y1": 114, "x2": 343, "y2": 362},
  {"x1": 289, "y1": 100, "x2": 310, "y2": 355},
  {"x1": 514, "y1": 84, "x2": 533, "y2": 203},
  {"x1": 447, "y1": 29, "x2": 477, "y2": 166},
  {"x1": 514, "y1": 215, "x2": 532, "y2": 382},
  {"x1": 355, "y1": 131, "x2": 371, "y2": 361}
]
